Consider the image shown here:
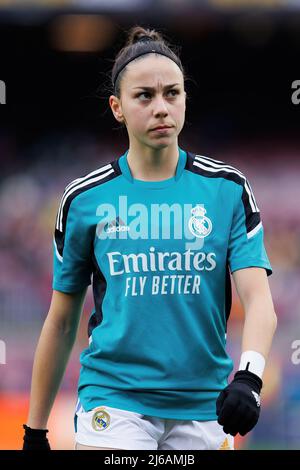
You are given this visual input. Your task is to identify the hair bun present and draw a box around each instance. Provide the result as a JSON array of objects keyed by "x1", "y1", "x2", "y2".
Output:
[
  {"x1": 126, "y1": 26, "x2": 162, "y2": 47},
  {"x1": 135, "y1": 35, "x2": 153, "y2": 44}
]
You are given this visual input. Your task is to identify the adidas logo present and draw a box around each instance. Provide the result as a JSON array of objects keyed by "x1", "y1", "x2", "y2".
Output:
[
  {"x1": 252, "y1": 391, "x2": 261, "y2": 407},
  {"x1": 104, "y1": 216, "x2": 130, "y2": 233},
  {"x1": 219, "y1": 437, "x2": 232, "y2": 450}
]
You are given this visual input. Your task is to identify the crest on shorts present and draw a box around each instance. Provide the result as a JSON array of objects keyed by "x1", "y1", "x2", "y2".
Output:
[
  {"x1": 188, "y1": 205, "x2": 212, "y2": 238},
  {"x1": 92, "y1": 407, "x2": 111, "y2": 431}
]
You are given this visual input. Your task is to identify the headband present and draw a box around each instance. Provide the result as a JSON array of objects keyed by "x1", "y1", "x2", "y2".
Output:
[{"x1": 112, "y1": 36, "x2": 183, "y2": 92}]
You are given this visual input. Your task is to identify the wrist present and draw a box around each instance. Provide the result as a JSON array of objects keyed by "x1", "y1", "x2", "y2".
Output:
[
  {"x1": 238, "y1": 350, "x2": 265, "y2": 379},
  {"x1": 26, "y1": 418, "x2": 48, "y2": 430},
  {"x1": 23, "y1": 424, "x2": 49, "y2": 435}
]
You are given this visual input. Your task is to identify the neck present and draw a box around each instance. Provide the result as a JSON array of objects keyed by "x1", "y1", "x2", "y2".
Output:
[{"x1": 126, "y1": 141, "x2": 179, "y2": 181}]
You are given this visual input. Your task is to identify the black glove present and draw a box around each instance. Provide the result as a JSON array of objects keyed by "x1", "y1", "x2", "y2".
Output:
[
  {"x1": 216, "y1": 370, "x2": 262, "y2": 436},
  {"x1": 22, "y1": 424, "x2": 51, "y2": 450}
]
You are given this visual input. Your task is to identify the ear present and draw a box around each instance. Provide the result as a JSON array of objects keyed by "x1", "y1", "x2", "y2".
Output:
[{"x1": 109, "y1": 95, "x2": 124, "y2": 123}]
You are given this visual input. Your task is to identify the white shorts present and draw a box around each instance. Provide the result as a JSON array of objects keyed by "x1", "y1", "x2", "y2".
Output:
[{"x1": 74, "y1": 400, "x2": 234, "y2": 450}]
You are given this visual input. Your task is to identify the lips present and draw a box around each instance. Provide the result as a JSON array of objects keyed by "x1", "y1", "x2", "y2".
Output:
[{"x1": 151, "y1": 125, "x2": 172, "y2": 131}]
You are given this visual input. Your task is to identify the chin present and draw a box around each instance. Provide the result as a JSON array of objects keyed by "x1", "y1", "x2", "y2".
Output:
[{"x1": 147, "y1": 137, "x2": 175, "y2": 151}]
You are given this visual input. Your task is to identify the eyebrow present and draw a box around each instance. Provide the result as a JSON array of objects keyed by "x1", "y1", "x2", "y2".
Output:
[{"x1": 132, "y1": 83, "x2": 180, "y2": 91}]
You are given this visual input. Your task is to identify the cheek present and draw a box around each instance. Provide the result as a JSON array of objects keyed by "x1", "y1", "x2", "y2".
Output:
[
  {"x1": 126, "y1": 105, "x2": 148, "y2": 131},
  {"x1": 174, "y1": 100, "x2": 186, "y2": 124}
]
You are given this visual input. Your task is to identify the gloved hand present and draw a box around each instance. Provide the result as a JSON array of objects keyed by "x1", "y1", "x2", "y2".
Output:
[
  {"x1": 216, "y1": 370, "x2": 263, "y2": 436},
  {"x1": 22, "y1": 424, "x2": 51, "y2": 450}
]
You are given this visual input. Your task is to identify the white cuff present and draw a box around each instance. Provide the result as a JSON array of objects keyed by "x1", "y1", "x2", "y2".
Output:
[{"x1": 238, "y1": 350, "x2": 265, "y2": 379}]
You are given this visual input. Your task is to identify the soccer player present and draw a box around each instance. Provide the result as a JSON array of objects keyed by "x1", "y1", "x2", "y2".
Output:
[{"x1": 22, "y1": 26, "x2": 277, "y2": 451}]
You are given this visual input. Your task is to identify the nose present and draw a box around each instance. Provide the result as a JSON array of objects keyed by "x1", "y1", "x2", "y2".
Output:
[{"x1": 152, "y1": 94, "x2": 168, "y2": 117}]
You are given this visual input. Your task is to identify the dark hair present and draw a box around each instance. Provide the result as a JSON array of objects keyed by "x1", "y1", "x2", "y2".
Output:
[{"x1": 111, "y1": 25, "x2": 186, "y2": 98}]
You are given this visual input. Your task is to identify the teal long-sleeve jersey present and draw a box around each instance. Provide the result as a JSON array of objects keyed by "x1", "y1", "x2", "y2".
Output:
[{"x1": 53, "y1": 147, "x2": 272, "y2": 420}]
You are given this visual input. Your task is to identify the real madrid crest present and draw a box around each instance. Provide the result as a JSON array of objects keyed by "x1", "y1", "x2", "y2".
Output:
[
  {"x1": 188, "y1": 204, "x2": 212, "y2": 238},
  {"x1": 92, "y1": 407, "x2": 111, "y2": 431}
]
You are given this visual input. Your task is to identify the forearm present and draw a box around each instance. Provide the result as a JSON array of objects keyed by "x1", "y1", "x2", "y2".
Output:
[
  {"x1": 26, "y1": 316, "x2": 76, "y2": 429},
  {"x1": 241, "y1": 295, "x2": 277, "y2": 360}
]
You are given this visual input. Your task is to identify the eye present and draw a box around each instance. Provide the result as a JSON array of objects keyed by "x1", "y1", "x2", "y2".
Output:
[
  {"x1": 167, "y1": 89, "x2": 179, "y2": 97},
  {"x1": 137, "y1": 91, "x2": 152, "y2": 100},
  {"x1": 136, "y1": 89, "x2": 179, "y2": 100}
]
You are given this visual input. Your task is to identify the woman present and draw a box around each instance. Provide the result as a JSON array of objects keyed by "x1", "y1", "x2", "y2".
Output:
[{"x1": 22, "y1": 26, "x2": 277, "y2": 451}]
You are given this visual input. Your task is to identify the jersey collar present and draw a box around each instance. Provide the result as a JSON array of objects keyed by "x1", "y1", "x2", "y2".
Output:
[{"x1": 118, "y1": 147, "x2": 187, "y2": 189}]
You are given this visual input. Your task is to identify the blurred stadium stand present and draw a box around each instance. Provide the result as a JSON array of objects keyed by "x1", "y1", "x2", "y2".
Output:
[{"x1": 0, "y1": 0, "x2": 300, "y2": 450}]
